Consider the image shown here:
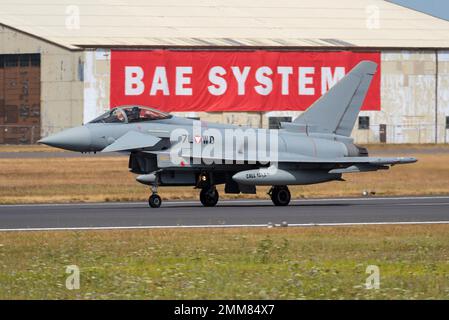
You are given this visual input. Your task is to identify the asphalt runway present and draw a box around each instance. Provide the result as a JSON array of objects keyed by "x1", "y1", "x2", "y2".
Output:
[{"x1": 1, "y1": 196, "x2": 449, "y2": 231}]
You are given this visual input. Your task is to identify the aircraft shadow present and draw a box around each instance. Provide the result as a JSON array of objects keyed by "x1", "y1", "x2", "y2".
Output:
[
  {"x1": 76, "y1": 202, "x2": 353, "y2": 211},
  {"x1": 162, "y1": 203, "x2": 351, "y2": 209}
]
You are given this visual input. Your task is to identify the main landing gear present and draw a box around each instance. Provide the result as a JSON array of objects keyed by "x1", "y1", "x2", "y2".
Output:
[
  {"x1": 147, "y1": 182, "x2": 289, "y2": 208},
  {"x1": 148, "y1": 185, "x2": 162, "y2": 208},
  {"x1": 269, "y1": 186, "x2": 291, "y2": 206},
  {"x1": 200, "y1": 186, "x2": 219, "y2": 207}
]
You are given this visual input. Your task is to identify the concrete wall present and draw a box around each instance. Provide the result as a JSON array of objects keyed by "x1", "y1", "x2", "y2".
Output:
[
  {"x1": 83, "y1": 49, "x2": 111, "y2": 124},
  {"x1": 437, "y1": 51, "x2": 449, "y2": 144},
  {"x1": 354, "y1": 50, "x2": 440, "y2": 144},
  {"x1": 0, "y1": 25, "x2": 84, "y2": 136}
]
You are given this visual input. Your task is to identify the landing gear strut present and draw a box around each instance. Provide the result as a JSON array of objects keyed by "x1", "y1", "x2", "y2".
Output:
[
  {"x1": 200, "y1": 186, "x2": 219, "y2": 207},
  {"x1": 269, "y1": 186, "x2": 291, "y2": 206},
  {"x1": 148, "y1": 185, "x2": 162, "y2": 208}
]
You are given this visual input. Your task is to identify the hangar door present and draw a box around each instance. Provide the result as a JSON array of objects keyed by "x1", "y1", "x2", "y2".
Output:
[{"x1": 0, "y1": 54, "x2": 40, "y2": 144}]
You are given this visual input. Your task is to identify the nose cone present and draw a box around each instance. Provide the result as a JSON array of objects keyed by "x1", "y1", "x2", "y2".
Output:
[{"x1": 38, "y1": 126, "x2": 92, "y2": 152}]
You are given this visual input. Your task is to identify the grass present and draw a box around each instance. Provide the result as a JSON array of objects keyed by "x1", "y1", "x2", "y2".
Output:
[
  {"x1": 0, "y1": 146, "x2": 448, "y2": 204},
  {"x1": 0, "y1": 145, "x2": 65, "y2": 153},
  {"x1": 1, "y1": 224, "x2": 449, "y2": 299},
  {"x1": 1, "y1": 144, "x2": 448, "y2": 299}
]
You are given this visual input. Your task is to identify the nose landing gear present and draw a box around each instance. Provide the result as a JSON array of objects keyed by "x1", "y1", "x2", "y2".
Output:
[
  {"x1": 148, "y1": 185, "x2": 162, "y2": 208},
  {"x1": 149, "y1": 194, "x2": 162, "y2": 208},
  {"x1": 269, "y1": 186, "x2": 291, "y2": 206}
]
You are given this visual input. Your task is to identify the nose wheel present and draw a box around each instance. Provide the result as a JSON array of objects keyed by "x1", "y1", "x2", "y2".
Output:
[
  {"x1": 148, "y1": 194, "x2": 162, "y2": 208},
  {"x1": 200, "y1": 187, "x2": 219, "y2": 207},
  {"x1": 148, "y1": 185, "x2": 162, "y2": 208},
  {"x1": 269, "y1": 186, "x2": 291, "y2": 206}
]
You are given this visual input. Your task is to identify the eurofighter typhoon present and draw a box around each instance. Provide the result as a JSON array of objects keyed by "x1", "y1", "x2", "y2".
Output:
[{"x1": 39, "y1": 61, "x2": 416, "y2": 208}]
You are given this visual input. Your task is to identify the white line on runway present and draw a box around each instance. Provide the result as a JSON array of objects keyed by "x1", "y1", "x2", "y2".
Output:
[
  {"x1": 1, "y1": 195, "x2": 449, "y2": 208},
  {"x1": 392, "y1": 202, "x2": 449, "y2": 206},
  {"x1": 1, "y1": 220, "x2": 449, "y2": 232}
]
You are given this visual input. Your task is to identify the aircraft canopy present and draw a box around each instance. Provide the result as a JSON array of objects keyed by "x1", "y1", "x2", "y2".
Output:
[{"x1": 89, "y1": 106, "x2": 171, "y2": 124}]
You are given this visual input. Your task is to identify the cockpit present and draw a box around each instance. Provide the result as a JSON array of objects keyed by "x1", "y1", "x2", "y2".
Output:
[{"x1": 89, "y1": 106, "x2": 172, "y2": 124}]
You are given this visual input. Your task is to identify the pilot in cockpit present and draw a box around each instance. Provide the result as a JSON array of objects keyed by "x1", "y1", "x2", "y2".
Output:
[{"x1": 125, "y1": 106, "x2": 140, "y2": 122}]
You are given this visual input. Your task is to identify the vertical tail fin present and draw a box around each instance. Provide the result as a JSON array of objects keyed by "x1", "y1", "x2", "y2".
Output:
[{"x1": 294, "y1": 60, "x2": 378, "y2": 137}]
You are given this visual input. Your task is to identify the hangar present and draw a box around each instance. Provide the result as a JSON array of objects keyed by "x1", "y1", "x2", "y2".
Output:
[{"x1": 1, "y1": 0, "x2": 449, "y2": 144}]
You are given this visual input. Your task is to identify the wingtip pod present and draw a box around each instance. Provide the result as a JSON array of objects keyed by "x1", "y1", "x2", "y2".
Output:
[
  {"x1": 397, "y1": 157, "x2": 418, "y2": 164},
  {"x1": 367, "y1": 156, "x2": 418, "y2": 166}
]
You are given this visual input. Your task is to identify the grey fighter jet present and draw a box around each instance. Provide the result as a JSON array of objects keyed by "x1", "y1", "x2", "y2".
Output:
[{"x1": 39, "y1": 61, "x2": 416, "y2": 208}]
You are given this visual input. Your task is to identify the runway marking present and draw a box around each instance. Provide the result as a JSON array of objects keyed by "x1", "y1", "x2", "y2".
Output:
[
  {"x1": 1, "y1": 195, "x2": 449, "y2": 208},
  {"x1": 1, "y1": 220, "x2": 449, "y2": 232},
  {"x1": 392, "y1": 202, "x2": 449, "y2": 206}
]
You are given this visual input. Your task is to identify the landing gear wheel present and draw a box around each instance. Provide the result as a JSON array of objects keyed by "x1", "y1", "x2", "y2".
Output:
[
  {"x1": 270, "y1": 186, "x2": 291, "y2": 206},
  {"x1": 148, "y1": 194, "x2": 162, "y2": 208},
  {"x1": 200, "y1": 187, "x2": 219, "y2": 207}
]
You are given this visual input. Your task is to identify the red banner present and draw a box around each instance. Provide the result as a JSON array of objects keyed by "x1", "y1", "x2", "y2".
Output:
[{"x1": 110, "y1": 50, "x2": 381, "y2": 112}]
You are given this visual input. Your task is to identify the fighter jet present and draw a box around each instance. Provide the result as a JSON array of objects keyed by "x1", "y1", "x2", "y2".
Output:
[{"x1": 39, "y1": 61, "x2": 416, "y2": 208}]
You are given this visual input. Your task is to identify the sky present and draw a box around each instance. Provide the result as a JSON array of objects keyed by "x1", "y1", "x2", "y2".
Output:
[{"x1": 389, "y1": 0, "x2": 449, "y2": 21}]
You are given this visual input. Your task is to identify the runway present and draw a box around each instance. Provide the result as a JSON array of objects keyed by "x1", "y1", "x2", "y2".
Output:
[{"x1": 1, "y1": 196, "x2": 449, "y2": 231}]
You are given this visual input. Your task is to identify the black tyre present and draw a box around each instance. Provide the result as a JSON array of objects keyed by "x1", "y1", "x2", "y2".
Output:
[
  {"x1": 148, "y1": 194, "x2": 162, "y2": 208},
  {"x1": 200, "y1": 187, "x2": 219, "y2": 207},
  {"x1": 271, "y1": 186, "x2": 291, "y2": 206}
]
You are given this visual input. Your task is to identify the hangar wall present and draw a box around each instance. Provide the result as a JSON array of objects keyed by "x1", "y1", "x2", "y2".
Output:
[
  {"x1": 354, "y1": 51, "x2": 449, "y2": 144},
  {"x1": 0, "y1": 26, "x2": 84, "y2": 138},
  {"x1": 221, "y1": 50, "x2": 449, "y2": 144},
  {"x1": 84, "y1": 49, "x2": 449, "y2": 144},
  {"x1": 241, "y1": 51, "x2": 449, "y2": 144},
  {"x1": 437, "y1": 51, "x2": 449, "y2": 144}
]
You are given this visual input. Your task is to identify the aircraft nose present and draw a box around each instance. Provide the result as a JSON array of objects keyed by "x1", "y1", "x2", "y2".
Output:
[{"x1": 38, "y1": 126, "x2": 92, "y2": 152}]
